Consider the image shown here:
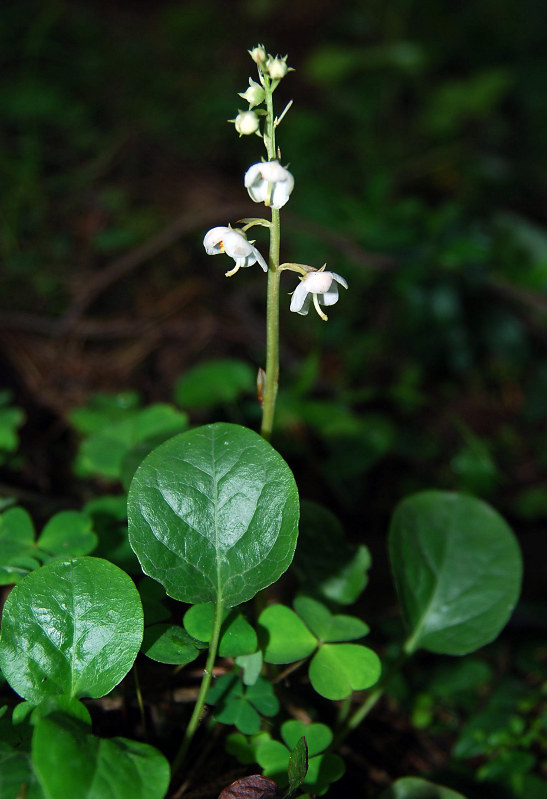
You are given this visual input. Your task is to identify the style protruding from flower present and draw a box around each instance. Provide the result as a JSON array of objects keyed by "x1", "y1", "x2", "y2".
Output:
[
  {"x1": 233, "y1": 110, "x2": 260, "y2": 136},
  {"x1": 203, "y1": 226, "x2": 268, "y2": 277},
  {"x1": 245, "y1": 161, "x2": 294, "y2": 209},
  {"x1": 289, "y1": 266, "x2": 348, "y2": 321}
]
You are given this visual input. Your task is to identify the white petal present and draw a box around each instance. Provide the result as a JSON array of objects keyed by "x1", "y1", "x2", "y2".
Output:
[
  {"x1": 270, "y1": 182, "x2": 290, "y2": 209},
  {"x1": 247, "y1": 182, "x2": 268, "y2": 203},
  {"x1": 259, "y1": 161, "x2": 289, "y2": 182},
  {"x1": 244, "y1": 163, "x2": 263, "y2": 189},
  {"x1": 331, "y1": 272, "x2": 348, "y2": 290},
  {"x1": 297, "y1": 294, "x2": 312, "y2": 315},
  {"x1": 222, "y1": 229, "x2": 253, "y2": 258},
  {"x1": 303, "y1": 271, "x2": 334, "y2": 294},
  {"x1": 320, "y1": 284, "x2": 339, "y2": 306},
  {"x1": 290, "y1": 281, "x2": 310, "y2": 313},
  {"x1": 203, "y1": 226, "x2": 231, "y2": 255},
  {"x1": 251, "y1": 245, "x2": 268, "y2": 272}
]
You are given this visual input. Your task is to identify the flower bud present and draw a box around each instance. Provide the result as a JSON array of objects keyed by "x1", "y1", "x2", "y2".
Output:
[
  {"x1": 267, "y1": 56, "x2": 288, "y2": 80},
  {"x1": 234, "y1": 110, "x2": 260, "y2": 136},
  {"x1": 238, "y1": 79, "x2": 265, "y2": 109},
  {"x1": 248, "y1": 45, "x2": 267, "y2": 66}
]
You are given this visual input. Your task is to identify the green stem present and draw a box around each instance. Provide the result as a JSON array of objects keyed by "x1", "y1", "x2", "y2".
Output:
[
  {"x1": 261, "y1": 209, "x2": 280, "y2": 440},
  {"x1": 260, "y1": 76, "x2": 281, "y2": 441},
  {"x1": 171, "y1": 598, "x2": 224, "y2": 777},
  {"x1": 133, "y1": 663, "x2": 147, "y2": 739},
  {"x1": 333, "y1": 650, "x2": 409, "y2": 748}
]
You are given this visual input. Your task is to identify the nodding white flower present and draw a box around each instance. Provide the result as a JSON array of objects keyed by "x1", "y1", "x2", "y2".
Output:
[
  {"x1": 290, "y1": 268, "x2": 348, "y2": 321},
  {"x1": 203, "y1": 226, "x2": 268, "y2": 276},
  {"x1": 244, "y1": 161, "x2": 294, "y2": 209},
  {"x1": 233, "y1": 110, "x2": 260, "y2": 136}
]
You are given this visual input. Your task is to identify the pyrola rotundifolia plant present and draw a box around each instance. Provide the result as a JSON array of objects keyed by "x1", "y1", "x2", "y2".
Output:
[{"x1": 0, "y1": 45, "x2": 522, "y2": 799}]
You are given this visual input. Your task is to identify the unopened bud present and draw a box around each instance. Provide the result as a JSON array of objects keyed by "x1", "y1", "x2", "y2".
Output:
[
  {"x1": 248, "y1": 45, "x2": 267, "y2": 66},
  {"x1": 238, "y1": 79, "x2": 265, "y2": 109},
  {"x1": 233, "y1": 110, "x2": 260, "y2": 136},
  {"x1": 267, "y1": 57, "x2": 288, "y2": 80}
]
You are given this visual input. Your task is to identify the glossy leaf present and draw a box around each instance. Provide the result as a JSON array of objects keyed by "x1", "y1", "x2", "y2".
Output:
[
  {"x1": 0, "y1": 558, "x2": 143, "y2": 702},
  {"x1": 128, "y1": 423, "x2": 299, "y2": 607},
  {"x1": 258, "y1": 605, "x2": 317, "y2": 664},
  {"x1": 142, "y1": 624, "x2": 201, "y2": 665},
  {"x1": 308, "y1": 643, "x2": 381, "y2": 700},
  {"x1": 32, "y1": 714, "x2": 170, "y2": 799},
  {"x1": 378, "y1": 776, "x2": 467, "y2": 798},
  {"x1": 389, "y1": 491, "x2": 522, "y2": 655}
]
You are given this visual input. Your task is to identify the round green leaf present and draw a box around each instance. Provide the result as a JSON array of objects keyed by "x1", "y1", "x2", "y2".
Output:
[
  {"x1": 32, "y1": 714, "x2": 170, "y2": 799},
  {"x1": 142, "y1": 624, "x2": 200, "y2": 665},
  {"x1": 0, "y1": 558, "x2": 143, "y2": 702},
  {"x1": 258, "y1": 605, "x2": 317, "y2": 664},
  {"x1": 128, "y1": 423, "x2": 299, "y2": 607},
  {"x1": 308, "y1": 643, "x2": 381, "y2": 700},
  {"x1": 389, "y1": 491, "x2": 523, "y2": 655}
]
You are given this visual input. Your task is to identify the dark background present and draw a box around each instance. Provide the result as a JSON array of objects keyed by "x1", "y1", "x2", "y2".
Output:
[{"x1": 1, "y1": 1, "x2": 546, "y2": 793}]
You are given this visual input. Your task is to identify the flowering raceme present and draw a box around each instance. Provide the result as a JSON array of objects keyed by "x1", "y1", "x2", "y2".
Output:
[
  {"x1": 290, "y1": 268, "x2": 348, "y2": 321},
  {"x1": 203, "y1": 227, "x2": 268, "y2": 276},
  {"x1": 245, "y1": 161, "x2": 294, "y2": 209}
]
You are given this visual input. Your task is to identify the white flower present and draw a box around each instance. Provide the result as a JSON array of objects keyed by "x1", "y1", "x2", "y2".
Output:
[
  {"x1": 248, "y1": 45, "x2": 267, "y2": 67},
  {"x1": 203, "y1": 226, "x2": 268, "y2": 276},
  {"x1": 238, "y1": 79, "x2": 265, "y2": 109},
  {"x1": 267, "y1": 56, "x2": 289, "y2": 80},
  {"x1": 234, "y1": 110, "x2": 260, "y2": 136},
  {"x1": 290, "y1": 268, "x2": 348, "y2": 321},
  {"x1": 244, "y1": 161, "x2": 294, "y2": 209}
]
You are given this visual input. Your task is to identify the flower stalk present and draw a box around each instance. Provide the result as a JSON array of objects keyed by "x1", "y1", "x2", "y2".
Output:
[{"x1": 260, "y1": 75, "x2": 281, "y2": 440}]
